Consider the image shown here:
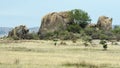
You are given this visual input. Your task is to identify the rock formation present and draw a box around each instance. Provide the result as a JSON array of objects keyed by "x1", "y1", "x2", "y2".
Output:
[
  {"x1": 97, "y1": 16, "x2": 112, "y2": 30},
  {"x1": 38, "y1": 11, "x2": 72, "y2": 35},
  {"x1": 8, "y1": 25, "x2": 29, "y2": 39},
  {"x1": 38, "y1": 10, "x2": 113, "y2": 38}
]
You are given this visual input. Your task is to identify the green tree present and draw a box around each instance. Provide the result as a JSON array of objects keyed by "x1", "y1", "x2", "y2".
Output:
[{"x1": 69, "y1": 9, "x2": 91, "y2": 28}]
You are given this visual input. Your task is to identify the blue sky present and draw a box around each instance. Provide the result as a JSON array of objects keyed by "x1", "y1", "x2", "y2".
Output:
[{"x1": 0, "y1": 0, "x2": 120, "y2": 27}]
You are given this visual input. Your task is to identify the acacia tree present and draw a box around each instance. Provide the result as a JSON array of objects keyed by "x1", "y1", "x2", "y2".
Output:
[{"x1": 69, "y1": 9, "x2": 91, "y2": 28}]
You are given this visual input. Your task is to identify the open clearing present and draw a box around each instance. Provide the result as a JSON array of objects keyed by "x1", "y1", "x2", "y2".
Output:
[{"x1": 0, "y1": 40, "x2": 120, "y2": 68}]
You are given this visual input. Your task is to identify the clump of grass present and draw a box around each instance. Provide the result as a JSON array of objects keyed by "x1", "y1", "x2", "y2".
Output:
[
  {"x1": 60, "y1": 41, "x2": 67, "y2": 45},
  {"x1": 14, "y1": 59, "x2": 20, "y2": 64},
  {"x1": 62, "y1": 61, "x2": 100, "y2": 68},
  {"x1": 114, "y1": 42, "x2": 118, "y2": 45},
  {"x1": 11, "y1": 47, "x2": 31, "y2": 52},
  {"x1": 0, "y1": 62, "x2": 2, "y2": 65}
]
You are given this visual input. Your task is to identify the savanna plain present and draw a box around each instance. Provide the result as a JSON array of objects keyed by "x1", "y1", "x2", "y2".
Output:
[{"x1": 0, "y1": 39, "x2": 120, "y2": 68}]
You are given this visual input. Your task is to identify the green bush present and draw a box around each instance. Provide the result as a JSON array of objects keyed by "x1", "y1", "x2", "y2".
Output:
[
  {"x1": 100, "y1": 40, "x2": 107, "y2": 50},
  {"x1": 112, "y1": 25, "x2": 120, "y2": 34},
  {"x1": 12, "y1": 36, "x2": 19, "y2": 40},
  {"x1": 39, "y1": 32, "x2": 54, "y2": 40},
  {"x1": 27, "y1": 32, "x2": 39, "y2": 40},
  {"x1": 67, "y1": 23, "x2": 81, "y2": 33},
  {"x1": 84, "y1": 27, "x2": 95, "y2": 36},
  {"x1": 91, "y1": 30, "x2": 102, "y2": 39},
  {"x1": 82, "y1": 36, "x2": 92, "y2": 43},
  {"x1": 116, "y1": 34, "x2": 120, "y2": 41},
  {"x1": 39, "y1": 31, "x2": 78, "y2": 40},
  {"x1": 99, "y1": 34, "x2": 109, "y2": 40}
]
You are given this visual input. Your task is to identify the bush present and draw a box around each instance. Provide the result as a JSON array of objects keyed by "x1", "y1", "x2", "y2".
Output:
[
  {"x1": 91, "y1": 30, "x2": 102, "y2": 39},
  {"x1": 60, "y1": 41, "x2": 67, "y2": 45},
  {"x1": 39, "y1": 30, "x2": 79, "y2": 40},
  {"x1": 67, "y1": 23, "x2": 81, "y2": 33},
  {"x1": 116, "y1": 34, "x2": 120, "y2": 41},
  {"x1": 59, "y1": 31, "x2": 72, "y2": 40},
  {"x1": 82, "y1": 35, "x2": 92, "y2": 43},
  {"x1": 12, "y1": 36, "x2": 19, "y2": 40},
  {"x1": 112, "y1": 25, "x2": 120, "y2": 34},
  {"x1": 84, "y1": 27, "x2": 95, "y2": 36},
  {"x1": 27, "y1": 32, "x2": 39, "y2": 40},
  {"x1": 99, "y1": 34, "x2": 109, "y2": 40},
  {"x1": 39, "y1": 32, "x2": 54, "y2": 40},
  {"x1": 100, "y1": 40, "x2": 107, "y2": 50}
]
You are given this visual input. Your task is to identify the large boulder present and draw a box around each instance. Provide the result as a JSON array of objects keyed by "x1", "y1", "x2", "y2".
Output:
[
  {"x1": 97, "y1": 16, "x2": 112, "y2": 30},
  {"x1": 38, "y1": 11, "x2": 72, "y2": 35},
  {"x1": 8, "y1": 25, "x2": 29, "y2": 39}
]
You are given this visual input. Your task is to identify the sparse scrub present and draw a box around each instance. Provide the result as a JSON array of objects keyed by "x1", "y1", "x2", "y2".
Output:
[
  {"x1": 114, "y1": 42, "x2": 118, "y2": 45},
  {"x1": 6, "y1": 47, "x2": 32, "y2": 52},
  {"x1": 60, "y1": 41, "x2": 67, "y2": 45},
  {"x1": 62, "y1": 61, "x2": 100, "y2": 68},
  {"x1": 99, "y1": 34, "x2": 109, "y2": 40},
  {"x1": 0, "y1": 40, "x2": 120, "y2": 68},
  {"x1": 84, "y1": 27, "x2": 95, "y2": 36},
  {"x1": 83, "y1": 42, "x2": 89, "y2": 47},
  {"x1": 82, "y1": 35, "x2": 92, "y2": 47}
]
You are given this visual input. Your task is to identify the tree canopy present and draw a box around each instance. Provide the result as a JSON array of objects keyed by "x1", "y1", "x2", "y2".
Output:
[{"x1": 69, "y1": 9, "x2": 91, "y2": 28}]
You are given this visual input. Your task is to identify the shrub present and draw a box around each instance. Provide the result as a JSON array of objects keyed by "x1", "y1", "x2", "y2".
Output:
[
  {"x1": 82, "y1": 35, "x2": 92, "y2": 43},
  {"x1": 84, "y1": 42, "x2": 89, "y2": 47},
  {"x1": 67, "y1": 23, "x2": 81, "y2": 33},
  {"x1": 82, "y1": 35, "x2": 92, "y2": 47},
  {"x1": 116, "y1": 34, "x2": 120, "y2": 41},
  {"x1": 112, "y1": 25, "x2": 120, "y2": 34},
  {"x1": 91, "y1": 30, "x2": 102, "y2": 39},
  {"x1": 39, "y1": 32, "x2": 54, "y2": 40},
  {"x1": 27, "y1": 32, "x2": 39, "y2": 40},
  {"x1": 99, "y1": 34, "x2": 109, "y2": 40},
  {"x1": 53, "y1": 39, "x2": 58, "y2": 46},
  {"x1": 102, "y1": 31, "x2": 114, "y2": 40},
  {"x1": 63, "y1": 61, "x2": 99, "y2": 68},
  {"x1": 91, "y1": 32, "x2": 100, "y2": 39},
  {"x1": 12, "y1": 36, "x2": 19, "y2": 40},
  {"x1": 100, "y1": 40, "x2": 107, "y2": 50},
  {"x1": 84, "y1": 27, "x2": 95, "y2": 36},
  {"x1": 39, "y1": 30, "x2": 79, "y2": 40},
  {"x1": 60, "y1": 41, "x2": 67, "y2": 45}
]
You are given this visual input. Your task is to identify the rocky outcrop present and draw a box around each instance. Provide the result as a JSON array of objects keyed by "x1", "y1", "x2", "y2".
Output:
[
  {"x1": 97, "y1": 16, "x2": 112, "y2": 30},
  {"x1": 38, "y1": 11, "x2": 72, "y2": 35},
  {"x1": 38, "y1": 11, "x2": 113, "y2": 37},
  {"x1": 8, "y1": 25, "x2": 29, "y2": 39}
]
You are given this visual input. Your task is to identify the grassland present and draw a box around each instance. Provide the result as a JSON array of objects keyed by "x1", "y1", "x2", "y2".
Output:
[{"x1": 0, "y1": 39, "x2": 120, "y2": 68}]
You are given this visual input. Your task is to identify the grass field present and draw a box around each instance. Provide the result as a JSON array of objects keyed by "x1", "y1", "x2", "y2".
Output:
[{"x1": 0, "y1": 40, "x2": 120, "y2": 68}]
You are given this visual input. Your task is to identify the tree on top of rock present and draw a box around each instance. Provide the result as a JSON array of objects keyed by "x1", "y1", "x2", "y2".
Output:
[{"x1": 69, "y1": 9, "x2": 91, "y2": 28}]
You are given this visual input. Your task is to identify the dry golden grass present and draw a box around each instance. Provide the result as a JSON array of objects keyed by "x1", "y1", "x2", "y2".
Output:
[{"x1": 0, "y1": 40, "x2": 120, "y2": 68}]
